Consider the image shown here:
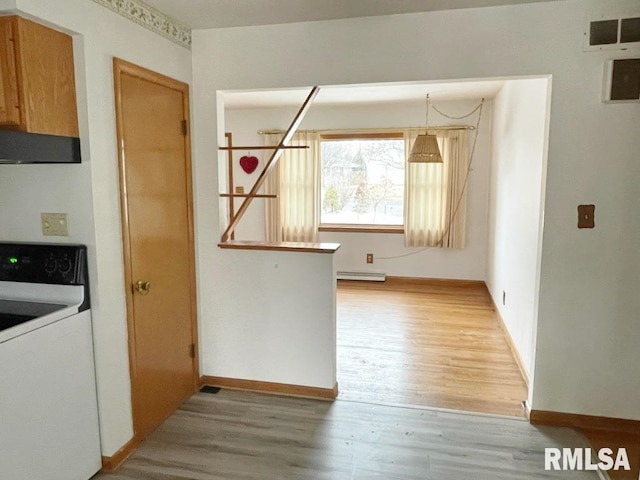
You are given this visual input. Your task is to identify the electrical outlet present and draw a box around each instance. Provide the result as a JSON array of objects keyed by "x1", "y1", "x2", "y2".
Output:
[
  {"x1": 41, "y1": 213, "x2": 69, "y2": 236},
  {"x1": 366, "y1": 253, "x2": 373, "y2": 264}
]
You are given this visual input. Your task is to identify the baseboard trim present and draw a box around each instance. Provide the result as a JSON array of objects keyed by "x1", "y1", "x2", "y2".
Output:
[
  {"x1": 386, "y1": 276, "x2": 486, "y2": 287},
  {"x1": 101, "y1": 435, "x2": 140, "y2": 473},
  {"x1": 530, "y1": 409, "x2": 640, "y2": 434},
  {"x1": 201, "y1": 376, "x2": 338, "y2": 400},
  {"x1": 488, "y1": 297, "x2": 530, "y2": 388}
]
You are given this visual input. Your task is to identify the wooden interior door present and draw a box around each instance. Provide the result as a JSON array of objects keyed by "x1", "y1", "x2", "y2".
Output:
[{"x1": 113, "y1": 58, "x2": 198, "y2": 441}]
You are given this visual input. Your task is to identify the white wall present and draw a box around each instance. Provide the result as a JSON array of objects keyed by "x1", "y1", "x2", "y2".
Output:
[
  {"x1": 0, "y1": 0, "x2": 192, "y2": 456},
  {"x1": 224, "y1": 100, "x2": 493, "y2": 280},
  {"x1": 203, "y1": 249, "x2": 336, "y2": 388},
  {"x1": 193, "y1": 0, "x2": 640, "y2": 421},
  {"x1": 486, "y1": 78, "x2": 550, "y2": 381}
]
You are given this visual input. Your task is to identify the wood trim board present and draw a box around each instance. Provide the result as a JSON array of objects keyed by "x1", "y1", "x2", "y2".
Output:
[
  {"x1": 225, "y1": 132, "x2": 235, "y2": 240},
  {"x1": 100, "y1": 436, "x2": 140, "y2": 473},
  {"x1": 320, "y1": 132, "x2": 404, "y2": 140},
  {"x1": 218, "y1": 240, "x2": 340, "y2": 254},
  {"x1": 319, "y1": 224, "x2": 405, "y2": 234},
  {"x1": 219, "y1": 145, "x2": 309, "y2": 150},
  {"x1": 385, "y1": 276, "x2": 487, "y2": 288},
  {"x1": 488, "y1": 294, "x2": 530, "y2": 387},
  {"x1": 530, "y1": 409, "x2": 640, "y2": 434},
  {"x1": 201, "y1": 376, "x2": 338, "y2": 400}
]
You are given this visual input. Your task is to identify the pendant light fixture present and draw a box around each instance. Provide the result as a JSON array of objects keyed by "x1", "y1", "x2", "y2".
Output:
[{"x1": 409, "y1": 94, "x2": 442, "y2": 163}]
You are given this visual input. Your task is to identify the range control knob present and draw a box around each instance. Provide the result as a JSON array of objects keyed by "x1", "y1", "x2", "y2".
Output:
[
  {"x1": 44, "y1": 256, "x2": 57, "y2": 274},
  {"x1": 57, "y1": 257, "x2": 73, "y2": 275}
]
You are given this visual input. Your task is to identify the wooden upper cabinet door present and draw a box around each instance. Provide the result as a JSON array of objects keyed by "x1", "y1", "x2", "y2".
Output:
[
  {"x1": 0, "y1": 17, "x2": 21, "y2": 126},
  {"x1": 0, "y1": 16, "x2": 78, "y2": 137}
]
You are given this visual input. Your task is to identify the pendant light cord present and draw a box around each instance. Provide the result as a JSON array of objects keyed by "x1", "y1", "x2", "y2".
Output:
[
  {"x1": 431, "y1": 102, "x2": 483, "y2": 120},
  {"x1": 376, "y1": 98, "x2": 485, "y2": 260},
  {"x1": 425, "y1": 94, "x2": 431, "y2": 131}
]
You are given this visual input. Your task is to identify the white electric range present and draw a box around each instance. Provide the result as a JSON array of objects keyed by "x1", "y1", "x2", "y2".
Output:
[{"x1": 0, "y1": 242, "x2": 101, "y2": 480}]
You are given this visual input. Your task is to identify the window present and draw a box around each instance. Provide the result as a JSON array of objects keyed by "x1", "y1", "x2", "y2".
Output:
[
  {"x1": 320, "y1": 133, "x2": 404, "y2": 229},
  {"x1": 264, "y1": 127, "x2": 469, "y2": 247}
]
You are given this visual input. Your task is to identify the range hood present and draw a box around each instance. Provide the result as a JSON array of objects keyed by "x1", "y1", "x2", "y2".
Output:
[{"x1": 0, "y1": 130, "x2": 81, "y2": 164}]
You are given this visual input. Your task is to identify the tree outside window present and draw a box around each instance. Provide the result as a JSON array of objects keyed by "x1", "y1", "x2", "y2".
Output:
[{"x1": 320, "y1": 135, "x2": 404, "y2": 226}]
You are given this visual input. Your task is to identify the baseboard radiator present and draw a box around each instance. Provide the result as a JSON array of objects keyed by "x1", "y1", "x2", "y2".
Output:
[{"x1": 336, "y1": 271, "x2": 386, "y2": 282}]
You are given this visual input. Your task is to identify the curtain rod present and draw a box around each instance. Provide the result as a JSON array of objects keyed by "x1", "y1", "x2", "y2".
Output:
[{"x1": 258, "y1": 125, "x2": 475, "y2": 135}]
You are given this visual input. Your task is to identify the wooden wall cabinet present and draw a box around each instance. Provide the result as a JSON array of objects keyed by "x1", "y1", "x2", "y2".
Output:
[{"x1": 0, "y1": 16, "x2": 78, "y2": 137}]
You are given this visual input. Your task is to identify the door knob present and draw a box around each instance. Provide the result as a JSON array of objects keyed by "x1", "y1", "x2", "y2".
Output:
[{"x1": 135, "y1": 280, "x2": 151, "y2": 296}]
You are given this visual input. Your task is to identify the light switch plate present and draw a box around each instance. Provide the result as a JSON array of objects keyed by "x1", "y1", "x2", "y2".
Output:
[{"x1": 41, "y1": 213, "x2": 69, "y2": 236}]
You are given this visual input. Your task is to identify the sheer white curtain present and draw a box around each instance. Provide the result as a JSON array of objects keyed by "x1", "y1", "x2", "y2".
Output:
[
  {"x1": 404, "y1": 128, "x2": 469, "y2": 248},
  {"x1": 264, "y1": 131, "x2": 319, "y2": 242}
]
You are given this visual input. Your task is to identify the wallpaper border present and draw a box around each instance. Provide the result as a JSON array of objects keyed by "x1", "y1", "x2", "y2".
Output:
[{"x1": 91, "y1": 0, "x2": 191, "y2": 49}]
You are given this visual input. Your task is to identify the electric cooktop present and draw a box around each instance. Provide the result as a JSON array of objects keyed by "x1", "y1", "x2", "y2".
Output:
[{"x1": 0, "y1": 299, "x2": 66, "y2": 332}]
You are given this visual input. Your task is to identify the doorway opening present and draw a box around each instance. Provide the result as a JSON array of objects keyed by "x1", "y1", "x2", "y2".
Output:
[{"x1": 220, "y1": 76, "x2": 551, "y2": 417}]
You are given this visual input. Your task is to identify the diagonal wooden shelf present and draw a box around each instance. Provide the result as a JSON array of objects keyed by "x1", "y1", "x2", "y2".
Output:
[{"x1": 220, "y1": 86, "x2": 320, "y2": 243}]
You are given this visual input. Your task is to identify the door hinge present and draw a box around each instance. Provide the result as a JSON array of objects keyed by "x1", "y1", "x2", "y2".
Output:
[
  {"x1": 189, "y1": 343, "x2": 196, "y2": 359},
  {"x1": 181, "y1": 119, "x2": 188, "y2": 136}
]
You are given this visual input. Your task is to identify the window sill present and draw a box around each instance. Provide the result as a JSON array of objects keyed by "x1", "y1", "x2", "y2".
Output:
[{"x1": 319, "y1": 224, "x2": 405, "y2": 234}]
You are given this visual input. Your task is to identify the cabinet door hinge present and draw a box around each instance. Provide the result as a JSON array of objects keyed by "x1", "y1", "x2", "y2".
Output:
[
  {"x1": 189, "y1": 343, "x2": 196, "y2": 359},
  {"x1": 181, "y1": 119, "x2": 188, "y2": 136}
]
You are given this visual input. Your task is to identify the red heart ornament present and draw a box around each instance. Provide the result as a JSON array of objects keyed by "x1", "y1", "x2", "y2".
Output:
[{"x1": 240, "y1": 155, "x2": 259, "y2": 174}]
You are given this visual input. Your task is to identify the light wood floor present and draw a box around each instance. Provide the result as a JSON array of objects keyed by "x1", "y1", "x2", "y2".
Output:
[
  {"x1": 336, "y1": 279, "x2": 528, "y2": 418},
  {"x1": 95, "y1": 390, "x2": 599, "y2": 480}
]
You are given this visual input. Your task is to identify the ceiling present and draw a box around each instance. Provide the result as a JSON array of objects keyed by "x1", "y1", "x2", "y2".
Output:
[
  {"x1": 144, "y1": 0, "x2": 560, "y2": 29},
  {"x1": 221, "y1": 80, "x2": 507, "y2": 109}
]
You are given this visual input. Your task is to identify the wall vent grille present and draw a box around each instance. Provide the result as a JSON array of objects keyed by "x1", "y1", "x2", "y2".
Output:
[
  {"x1": 585, "y1": 15, "x2": 640, "y2": 52},
  {"x1": 602, "y1": 58, "x2": 640, "y2": 103}
]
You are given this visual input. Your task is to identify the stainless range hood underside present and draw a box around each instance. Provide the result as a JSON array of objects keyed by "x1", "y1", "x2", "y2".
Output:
[{"x1": 0, "y1": 130, "x2": 81, "y2": 164}]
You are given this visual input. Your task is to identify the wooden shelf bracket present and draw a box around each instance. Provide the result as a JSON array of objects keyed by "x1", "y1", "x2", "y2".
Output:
[{"x1": 218, "y1": 145, "x2": 309, "y2": 151}]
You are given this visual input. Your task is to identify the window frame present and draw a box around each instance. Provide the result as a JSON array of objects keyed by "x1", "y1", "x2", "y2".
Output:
[{"x1": 318, "y1": 131, "x2": 406, "y2": 233}]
